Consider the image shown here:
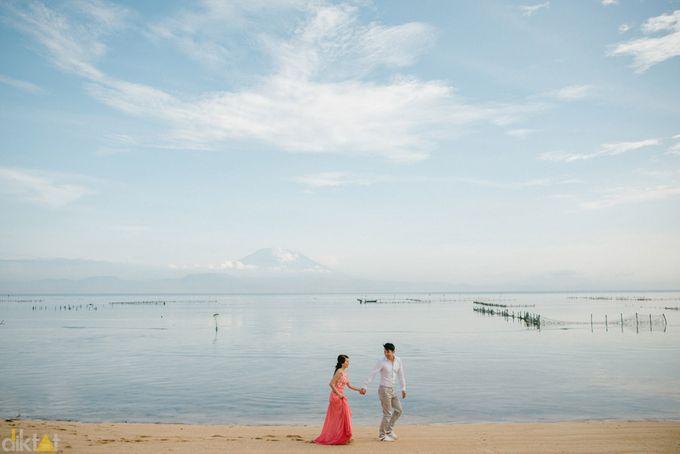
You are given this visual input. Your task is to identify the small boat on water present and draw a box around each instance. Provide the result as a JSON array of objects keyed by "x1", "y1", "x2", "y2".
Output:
[
  {"x1": 358, "y1": 297, "x2": 431, "y2": 304},
  {"x1": 357, "y1": 298, "x2": 378, "y2": 304}
]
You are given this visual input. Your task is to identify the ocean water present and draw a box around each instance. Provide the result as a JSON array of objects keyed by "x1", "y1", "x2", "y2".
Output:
[{"x1": 0, "y1": 292, "x2": 679, "y2": 425}]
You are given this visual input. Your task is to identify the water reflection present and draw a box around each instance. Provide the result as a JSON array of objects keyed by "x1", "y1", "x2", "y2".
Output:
[{"x1": 0, "y1": 292, "x2": 678, "y2": 424}]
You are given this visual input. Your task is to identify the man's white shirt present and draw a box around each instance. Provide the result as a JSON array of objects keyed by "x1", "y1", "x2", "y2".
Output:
[{"x1": 364, "y1": 356, "x2": 406, "y2": 392}]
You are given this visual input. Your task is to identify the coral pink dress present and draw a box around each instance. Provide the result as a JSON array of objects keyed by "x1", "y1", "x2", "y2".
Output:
[{"x1": 314, "y1": 370, "x2": 352, "y2": 445}]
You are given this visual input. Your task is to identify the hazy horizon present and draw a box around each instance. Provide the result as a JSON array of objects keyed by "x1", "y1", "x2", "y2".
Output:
[
  {"x1": 1, "y1": 1, "x2": 679, "y2": 290},
  {"x1": 1, "y1": 251, "x2": 679, "y2": 293}
]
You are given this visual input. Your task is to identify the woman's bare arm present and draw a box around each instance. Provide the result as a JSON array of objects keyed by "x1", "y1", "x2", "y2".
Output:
[
  {"x1": 329, "y1": 370, "x2": 344, "y2": 398},
  {"x1": 346, "y1": 381, "x2": 361, "y2": 392}
]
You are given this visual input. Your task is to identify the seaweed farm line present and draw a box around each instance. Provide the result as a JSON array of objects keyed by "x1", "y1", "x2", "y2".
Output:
[
  {"x1": 472, "y1": 300, "x2": 669, "y2": 333},
  {"x1": 473, "y1": 305, "x2": 542, "y2": 329}
]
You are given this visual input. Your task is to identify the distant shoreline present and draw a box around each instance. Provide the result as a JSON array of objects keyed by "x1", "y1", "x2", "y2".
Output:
[{"x1": 2, "y1": 289, "x2": 680, "y2": 297}]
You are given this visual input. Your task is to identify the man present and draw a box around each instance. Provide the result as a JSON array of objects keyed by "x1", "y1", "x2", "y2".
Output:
[{"x1": 360, "y1": 342, "x2": 407, "y2": 442}]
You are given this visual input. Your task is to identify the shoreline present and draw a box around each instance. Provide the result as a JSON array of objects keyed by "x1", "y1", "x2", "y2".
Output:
[
  {"x1": 2, "y1": 419, "x2": 679, "y2": 453},
  {"x1": 5, "y1": 416, "x2": 680, "y2": 425}
]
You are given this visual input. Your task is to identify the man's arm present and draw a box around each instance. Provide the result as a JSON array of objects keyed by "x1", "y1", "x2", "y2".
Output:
[
  {"x1": 361, "y1": 359, "x2": 382, "y2": 392},
  {"x1": 398, "y1": 358, "x2": 407, "y2": 398}
]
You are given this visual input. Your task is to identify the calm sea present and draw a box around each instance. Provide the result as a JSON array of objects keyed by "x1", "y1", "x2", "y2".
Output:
[{"x1": 1, "y1": 292, "x2": 679, "y2": 425}]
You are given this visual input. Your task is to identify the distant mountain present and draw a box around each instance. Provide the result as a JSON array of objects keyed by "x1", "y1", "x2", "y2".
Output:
[{"x1": 239, "y1": 248, "x2": 331, "y2": 273}]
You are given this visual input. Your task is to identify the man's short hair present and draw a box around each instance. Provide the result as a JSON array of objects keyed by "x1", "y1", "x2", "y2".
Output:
[{"x1": 383, "y1": 343, "x2": 395, "y2": 352}]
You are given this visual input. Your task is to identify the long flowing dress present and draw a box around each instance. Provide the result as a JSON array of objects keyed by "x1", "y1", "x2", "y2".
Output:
[{"x1": 313, "y1": 370, "x2": 352, "y2": 445}]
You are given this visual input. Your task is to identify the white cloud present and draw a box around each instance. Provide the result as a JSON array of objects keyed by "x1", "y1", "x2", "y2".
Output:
[
  {"x1": 456, "y1": 177, "x2": 584, "y2": 189},
  {"x1": 668, "y1": 134, "x2": 680, "y2": 156},
  {"x1": 147, "y1": 0, "x2": 306, "y2": 66},
  {"x1": 111, "y1": 225, "x2": 150, "y2": 233},
  {"x1": 168, "y1": 260, "x2": 257, "y2": 271},
  {"x1": 519, "y1": 2, "x2": 549, "y2": 17},
  {"x1": 618, "y1": 23, "x2": 631, "y2": 34},
  {"x1": 0, "y1": 167, "x2": 90, "y2": 208},
  {"x1": 87, "y1": 74, "x2": 526, "y2": 162},
  {"x1": 70, "y1": 0, "x2": 129, "y2": 30},
  {"x1": 5, "y1": 1, "x2": 541, "y2": 163},
  {"x1": 0, "y1": 74, "x2": 42, "y2": 93},
  {"x1": 642, "y1": 10, "x2": 680, "y2": 33},
  {"x1": 609, "y1": 10, "x2": 680, "y2": 72},
  {"x1": 635, "y1": 168, "x2": 680, "y2": 178},
  {"x1": 95, "y1": 147, "x2": 130, "y2": 156},
  {"x1": 554, "y1": 84, "x2": 594, "y2": 100},
  {"x1": 666, "y1": 142, "x2": 680, "y2": 156},
  {"x1": 507, "y1": 128, "x2": 536, "y2": 138},
  {"x1": 581, "y1": 185, "x2": 680, "y2": 209},
  {"x1": 599, "y1": 139, "x2": 660, "y2": 155},
  {"x1": 216, "y1": 260, "x2": 256, "y2": 271},
  {"x1": 292, "y1": 172, "x2": 381, "y2": 188},
  {"x1": 150, "y1": 1, "x2": 437, "y2": 73},
  {"x1": 93, "y1": 133, "x2": 140, "y2": 156},
  {"x1": 293, "y1": 173, "x2": 586, "y2": 190},
  {"x1": 269, "y1": 3, "x2": 437, "y2": 80},
  {"x1": 540, "y1": 138, "x2": 660, "y2": 162},
  {"x1": 520, "y1": 178, "x2": 585, "y2": 187},
  {"x1": 602, "y1": 0, "x2": 618, "y2": 5},
  {"x1": 0, "y1": 0, "x2": 129, "y2": 81}
]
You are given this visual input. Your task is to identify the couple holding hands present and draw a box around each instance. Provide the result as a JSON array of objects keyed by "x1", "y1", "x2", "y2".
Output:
[{"x1": 314, "y1": 343, "x2": 407, "y2": 445}]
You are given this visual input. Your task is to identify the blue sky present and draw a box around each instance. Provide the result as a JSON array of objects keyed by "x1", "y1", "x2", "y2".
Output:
[{"x1": 0, "y1": 0, "x2": 679, "y2": 289}]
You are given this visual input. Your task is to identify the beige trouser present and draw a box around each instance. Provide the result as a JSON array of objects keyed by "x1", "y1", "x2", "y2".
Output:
[{"x1": 378, "y1": 386, "x2": 402, "y2": 436}]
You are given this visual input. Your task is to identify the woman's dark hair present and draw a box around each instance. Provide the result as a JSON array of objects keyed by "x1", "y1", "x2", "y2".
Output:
[{"x1": 334, "y1": 354, "x2": 349, "y2": 374}]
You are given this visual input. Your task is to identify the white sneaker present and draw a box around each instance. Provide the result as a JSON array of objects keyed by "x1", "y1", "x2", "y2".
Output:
[
  {"x1": 382, "y1": 433, "x2": 396, "y2": 442},
  {"x1": 386, "y1": 431, "x2": 397, "y2": 440}
]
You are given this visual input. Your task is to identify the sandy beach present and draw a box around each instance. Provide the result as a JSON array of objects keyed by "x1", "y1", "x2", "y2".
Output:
[{"x1": 1, "y1": 419, "x2": 678, "y2": 453}]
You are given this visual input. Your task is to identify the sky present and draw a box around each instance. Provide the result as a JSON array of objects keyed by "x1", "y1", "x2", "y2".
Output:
[{"x1": 0, "y1": 0, "x2": 679, "y2": 289}]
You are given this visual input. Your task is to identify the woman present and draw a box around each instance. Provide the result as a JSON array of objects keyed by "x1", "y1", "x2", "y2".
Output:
[{"x1": 313, "y1": 354, "x2": 362, "y2": 445}]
